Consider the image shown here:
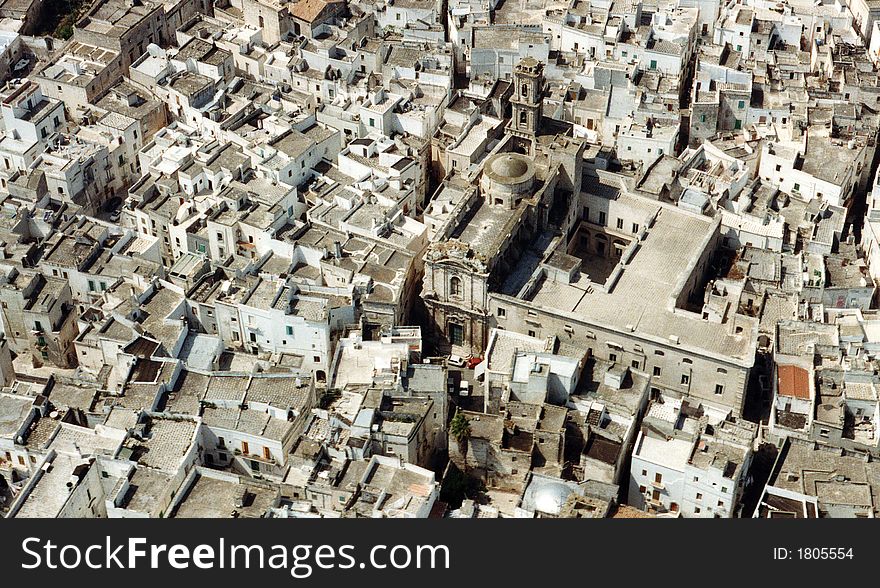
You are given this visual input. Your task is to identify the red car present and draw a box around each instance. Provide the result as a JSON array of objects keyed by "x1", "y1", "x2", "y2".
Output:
[{"x1": 466, "y1": 356, "x2": 482, "y2": 369}]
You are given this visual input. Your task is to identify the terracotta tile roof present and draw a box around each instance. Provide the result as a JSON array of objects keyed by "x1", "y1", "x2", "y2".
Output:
[
  {"x1": 777, "y1": 364, "x2": 811, "y2": 399},
  {"x1": 291, "y1": 0, "x2": 341, "y2": 23}
]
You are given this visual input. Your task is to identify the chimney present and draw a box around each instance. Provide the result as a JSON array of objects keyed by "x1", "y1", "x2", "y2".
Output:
[
  {"x1": 604, "y1": 365, "x2": 628, "y2": 390},
  {"x1": 333, "y1": 241, "x2": 343, "y2": 260},
  {"x1": 233, "y1": 486, "x2": 250, "y2": 508}
]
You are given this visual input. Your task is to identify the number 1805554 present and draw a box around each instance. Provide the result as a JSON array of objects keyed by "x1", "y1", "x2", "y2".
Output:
[{"x1": 774, "y1": 547, "x2": 854, "y2": 560}]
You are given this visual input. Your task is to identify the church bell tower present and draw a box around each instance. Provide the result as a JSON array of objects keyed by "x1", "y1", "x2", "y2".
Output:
[{"x1": 509, "y1": 57, "x2": 544, "y2": 154}]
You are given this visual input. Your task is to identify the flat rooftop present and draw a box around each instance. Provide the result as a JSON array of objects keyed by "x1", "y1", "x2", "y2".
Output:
[
  {"x1": 14, "y1": 453, "x2": 91, "y2": 518},
  {"x1": 635, "y1": 431, "x2": 693, "y2": 468},
  {"x1": 0, "y1": 393, "x2": 32, "y2": 438},
  {"x1": 518, "y1": 195, "x2": 756, "y2": 363},
  {"x1": 172, "y1": 472, "x2": 277, "y2": 518},
  {"x1": 125, "y1": 416, "x2": 198, "y2": 472}
]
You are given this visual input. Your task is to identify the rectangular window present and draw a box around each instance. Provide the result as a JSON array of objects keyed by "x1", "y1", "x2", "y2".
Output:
[
  {"x1": 241, "y1": 441, "x2": 249, "y2": 454},
  {"x1": 653, "y1": 366, "x2": 661, "y2": 377},
  {"x1": 450, "y1": 323, "x2": 464, "y2": 346},
  {"x1": 286, "y1": 326, "x2": 293, "y2": 336},
  {"x1": 616, "y1": 218, "x2": 624, "y2": 230},
  {"x1": 715, "y1": 384, "x2": 724, "y2": 395},
  {"x1": 681, "y1": 374, "x2": 690, "y2": 385},
  {"x1": 497, "y1": 307, "x2": 506, "y2": 318}
]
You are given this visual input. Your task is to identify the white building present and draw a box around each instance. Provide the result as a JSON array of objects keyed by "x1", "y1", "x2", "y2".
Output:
[
  {"x1": 236, "y1": 278, "x2": 338, "y2": 376},
  {"x1": 758, "y1": 133, "x2": 870, "y2": 208},
  {"x1": 629, "y1": 395, "x2": 756, "y2": 517}
]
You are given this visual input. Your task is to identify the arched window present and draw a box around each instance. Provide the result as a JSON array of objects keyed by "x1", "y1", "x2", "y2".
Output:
[
  {"x1": 519, "y1": 111, "x2": 528, "y2": 125},
  {"x1": 450, "y1": 276, "x2": 462, "y2": 297},
  {"x1": 521, "y1": 83, "x2": 529, "y2": 97}
]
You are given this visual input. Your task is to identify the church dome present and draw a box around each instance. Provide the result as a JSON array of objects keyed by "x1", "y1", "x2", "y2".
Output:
[
  {"x1": 483, "y1": 152, "x2": 534, "y2": 184},
  {"x1": 492, "y1": 154, "x2": 529, "y2": 179},
  {"x1": 531, "y1": 481, "x2": 574, "y2": 515}
]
